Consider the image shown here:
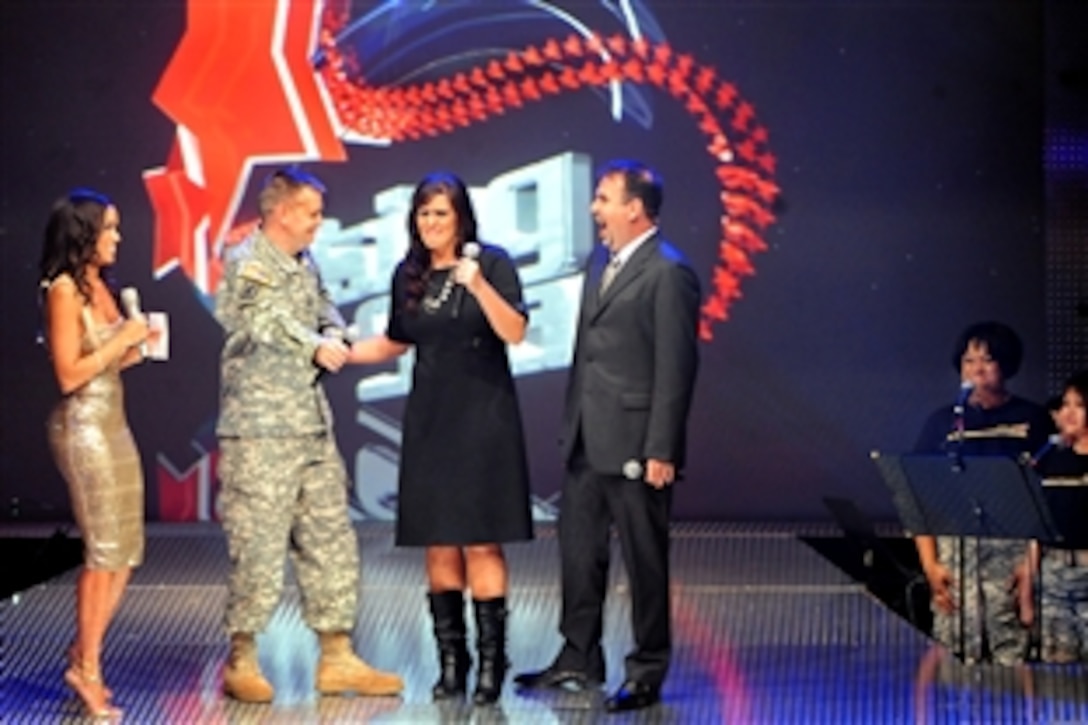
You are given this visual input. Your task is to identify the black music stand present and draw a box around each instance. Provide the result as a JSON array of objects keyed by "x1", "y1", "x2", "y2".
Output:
[{"x1": 871, "y1": 451, "x2": 1061, "y2": 662}]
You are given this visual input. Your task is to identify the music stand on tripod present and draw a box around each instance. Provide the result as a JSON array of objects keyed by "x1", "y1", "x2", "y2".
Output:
[{"x1": 872, "y1": 451, "x2": 1061, "y2": 663}]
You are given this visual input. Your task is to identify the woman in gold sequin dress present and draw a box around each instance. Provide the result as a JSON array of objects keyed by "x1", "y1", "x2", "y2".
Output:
[{"x1": 40, "y1": 189, "x2": 152, "y2": 718}]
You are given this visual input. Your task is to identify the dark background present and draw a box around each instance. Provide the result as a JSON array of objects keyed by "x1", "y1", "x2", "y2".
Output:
[{"x1": 2, "y1": 1, "x2": 1080, "y2": 523}]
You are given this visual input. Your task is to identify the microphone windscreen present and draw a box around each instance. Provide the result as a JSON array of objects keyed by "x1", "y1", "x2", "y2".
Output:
[
  {"x1": 120, "y1": 287, "x2": 142, "y2": 317},
  {"x1": 463, "y1": 242, "x2": 481, "y2": 260}
]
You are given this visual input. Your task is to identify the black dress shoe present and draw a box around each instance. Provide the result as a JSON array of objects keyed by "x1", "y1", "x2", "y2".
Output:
[
  {"x1": 604, "y1": 680, "x2": 660, "y2": 712},
  {"x1": 513, "y1": 667, "x2": 599, "y2": 692}
]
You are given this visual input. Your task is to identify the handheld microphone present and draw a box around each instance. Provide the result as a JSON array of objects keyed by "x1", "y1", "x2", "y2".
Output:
[
  {"x1": 450, "y1": 242, "x2": 481, "y2": 319},
  {"x1": 119, "y1": 287, "x2": 148, "y2": 357},
  {"x1": 622, "y1": 459, "x2": 644, "y2": 481},
  {"x1": 952, "y1": 380, "x2": 974, "y2": 416},
  {"x1": 1024, "y1": 434, "x2": 1066, "y2": 468}
]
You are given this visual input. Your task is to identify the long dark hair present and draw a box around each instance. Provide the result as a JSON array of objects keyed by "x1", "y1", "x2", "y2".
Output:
[
  {"x1": 402, "y1": 172, "x2": 479, "y2": 310},
  {"x1": 38, "y1": 188, "x2": 112, "y2": 304}
]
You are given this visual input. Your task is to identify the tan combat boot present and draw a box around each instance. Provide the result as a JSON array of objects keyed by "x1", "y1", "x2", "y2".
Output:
[
  {"x1": 222, "y1": 633, "x2": 274, "y2": 703},
  {"x1": 315, "y1": 631, "x2": 404, "y2": 696}
]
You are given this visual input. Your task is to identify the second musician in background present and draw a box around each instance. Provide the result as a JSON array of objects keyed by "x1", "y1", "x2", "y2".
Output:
[{"x1": 1036, "y1": 371, "x2": 1088, "y2": 662}]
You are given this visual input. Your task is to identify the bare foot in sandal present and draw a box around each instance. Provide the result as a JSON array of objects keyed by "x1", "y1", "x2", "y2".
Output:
[{"x1": 64, "y1": 661, "x2": 121, "y2": 720}]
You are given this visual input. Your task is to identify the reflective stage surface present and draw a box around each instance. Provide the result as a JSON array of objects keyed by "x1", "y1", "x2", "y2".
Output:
[{"x1": 4, "y1": 523, "x2": 1088, "y2": 723}]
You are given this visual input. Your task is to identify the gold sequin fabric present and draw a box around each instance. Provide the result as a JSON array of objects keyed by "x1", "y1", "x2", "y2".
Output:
[{"x1": 47, "y1": 315, "x2": 144, "y2": 570}]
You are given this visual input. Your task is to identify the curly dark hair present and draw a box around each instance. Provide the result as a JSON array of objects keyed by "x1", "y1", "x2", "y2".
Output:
[
  {"x1": 950, "y1": 321, "x2": 1024, "y2": 380},
  {"x1": 402, "y1": 172, "x2": 479, "y2": 311},
  {"x1": 38, "y1": 188, "x2": 113, "y2": 304}
]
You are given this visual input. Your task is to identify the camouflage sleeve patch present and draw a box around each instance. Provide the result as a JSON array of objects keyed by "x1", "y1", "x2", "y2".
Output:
[{"x1": 238, "y1": 260, "x2": 274, "y2": 287}]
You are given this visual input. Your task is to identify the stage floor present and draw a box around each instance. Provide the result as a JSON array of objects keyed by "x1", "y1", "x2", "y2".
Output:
[{"x1": 4, "y1": 522, "x2": 1088, "y2": 723}]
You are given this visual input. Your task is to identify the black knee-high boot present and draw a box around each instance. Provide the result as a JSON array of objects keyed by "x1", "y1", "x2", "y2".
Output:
[
  {"x1": 428, "y1": 590, "x2": 471, "y2": 699},
  {"x1": 473, "y1": 597, "x2": 508, "y2": 705}
]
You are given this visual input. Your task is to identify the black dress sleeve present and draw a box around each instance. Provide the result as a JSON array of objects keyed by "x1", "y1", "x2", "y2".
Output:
[
  {"x1": 481, "y1": 244, "x2": 528, "y2": 319},
  {"x1": 386, "y1": 263, "x2": 413, "y2": 344}
]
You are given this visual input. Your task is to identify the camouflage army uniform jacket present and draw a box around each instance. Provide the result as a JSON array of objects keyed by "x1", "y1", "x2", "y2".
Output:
[{"x1": 215, "y1": 232, "x2": 345, "y2": 438}]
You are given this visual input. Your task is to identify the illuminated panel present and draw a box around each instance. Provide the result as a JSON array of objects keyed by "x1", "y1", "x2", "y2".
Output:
[{"x1": 1045, "y1": 128, "x2": 1088, "y2": 389}]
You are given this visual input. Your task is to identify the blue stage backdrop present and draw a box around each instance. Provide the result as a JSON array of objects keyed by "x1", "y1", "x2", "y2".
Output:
[{"x1": 0, "y1": 1, "x2": 1057, "y2": 522}]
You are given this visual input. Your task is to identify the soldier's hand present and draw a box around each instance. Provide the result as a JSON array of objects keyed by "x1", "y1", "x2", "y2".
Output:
[
  {"x1": 314, "y1": 339, "x2": 349, "y2": 373},
  {"x1": 923, "y1": 562, "x2": 956, "y2": 614}
]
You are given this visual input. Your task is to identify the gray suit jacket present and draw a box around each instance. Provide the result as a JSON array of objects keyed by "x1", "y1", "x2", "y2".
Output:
[{"x1": 560, "y1": 234, "x2": 701, "y2": 474}]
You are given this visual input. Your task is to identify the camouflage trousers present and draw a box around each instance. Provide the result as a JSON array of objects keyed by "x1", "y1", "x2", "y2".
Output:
[
  {"x1": 218, "y1": 435, "x2": 360, "y2": 634},
  {"x1": 1039, "y1": 549, "x2": 1088, "y2": 663},
  {"x1": 932, "y1": 536, "x2": 1029, "y2": 665}
]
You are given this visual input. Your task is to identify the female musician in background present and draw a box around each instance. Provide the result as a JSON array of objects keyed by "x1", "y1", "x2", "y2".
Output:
[
  {"x1": 1036, "y1": 371, "x2": 1088, "y2": 662},
  {"x1": 913, "y1": 321, "x2": 1052, "y2": 664}
]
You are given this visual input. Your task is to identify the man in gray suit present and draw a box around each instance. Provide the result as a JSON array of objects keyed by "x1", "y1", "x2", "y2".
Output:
[{"x1": 515, "y1": 159, "x2": 701, "y2": 712}]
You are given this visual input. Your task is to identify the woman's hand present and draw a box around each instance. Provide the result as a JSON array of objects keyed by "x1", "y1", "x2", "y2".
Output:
[
  {"x1": 924, "y1": 562, "x2": 956, "y2": 614},
  {"x1": 453, "y1": 256, "x2": 483, "y2": 296},
  {"x1": 1010, "y1": 558, "x2": 1035, "y2": 626},
  {"x1": 118, "y1": 317, "x2": 151, "y2": 349}
]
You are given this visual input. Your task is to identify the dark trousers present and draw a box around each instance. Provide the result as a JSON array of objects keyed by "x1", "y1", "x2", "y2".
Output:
[{"x1": 554, "y1": 443, "x2": 673, "y2": 687}]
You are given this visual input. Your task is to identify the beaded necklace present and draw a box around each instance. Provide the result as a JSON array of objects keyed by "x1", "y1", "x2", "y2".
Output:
[{"x1": 421, "y1": 269, "x2": 456, "y2": 314}]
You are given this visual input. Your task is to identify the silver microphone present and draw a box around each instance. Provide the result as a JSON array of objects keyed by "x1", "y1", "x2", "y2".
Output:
[
  {"x1": 1024, "y1": 433, "x2": 1067, "y2": 468},
  {"x1": 622, "y1": 459, "x2": 644, "y2": 481},
  {"x1": 953, "y1": 380, "x2": 974, "y2": 416},
  {"x1": 119, "y1": 287, "x2": 148, "y2": 357},
  {"x1": 451, "y1": 242, "x2": 481, "y2": 318}
]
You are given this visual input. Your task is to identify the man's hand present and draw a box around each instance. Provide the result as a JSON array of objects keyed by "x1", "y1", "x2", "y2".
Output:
[
  {"x1": 645, "y1": 459, "x2": 676, "y2": 489},
  {"x1": 314, "y1": 338, "x2": 349, "y2": 373}
]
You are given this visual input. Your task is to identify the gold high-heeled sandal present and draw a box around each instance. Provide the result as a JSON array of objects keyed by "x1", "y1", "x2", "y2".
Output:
[
  {"x1": 67, "y1": 644, "x2": 114, "y2": 700},
  {"x1": 64, "y1": 661, "x2": 121, "y2": 720}
]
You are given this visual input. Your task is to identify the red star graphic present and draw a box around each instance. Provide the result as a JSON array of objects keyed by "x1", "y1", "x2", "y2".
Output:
[
  {"x1": 150, "y1": 0, "x2": 344, "y2": 279},
  {"x1": 143, "y1": 138, "x2": 208, "y2": 289}
]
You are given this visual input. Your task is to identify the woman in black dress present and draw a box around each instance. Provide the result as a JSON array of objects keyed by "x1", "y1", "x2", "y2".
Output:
[{"x1": 349, "y1": 172, "x2": 532, "y2": 704}]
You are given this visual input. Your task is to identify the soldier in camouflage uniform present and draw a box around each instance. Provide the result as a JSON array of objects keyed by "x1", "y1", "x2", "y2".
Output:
[
  {"x1": 215, "y1": 168, "x2": 403, "y2": 702},
  {"x1": 913, "y1": 322, "x2": 1052, "y2": 665}
]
